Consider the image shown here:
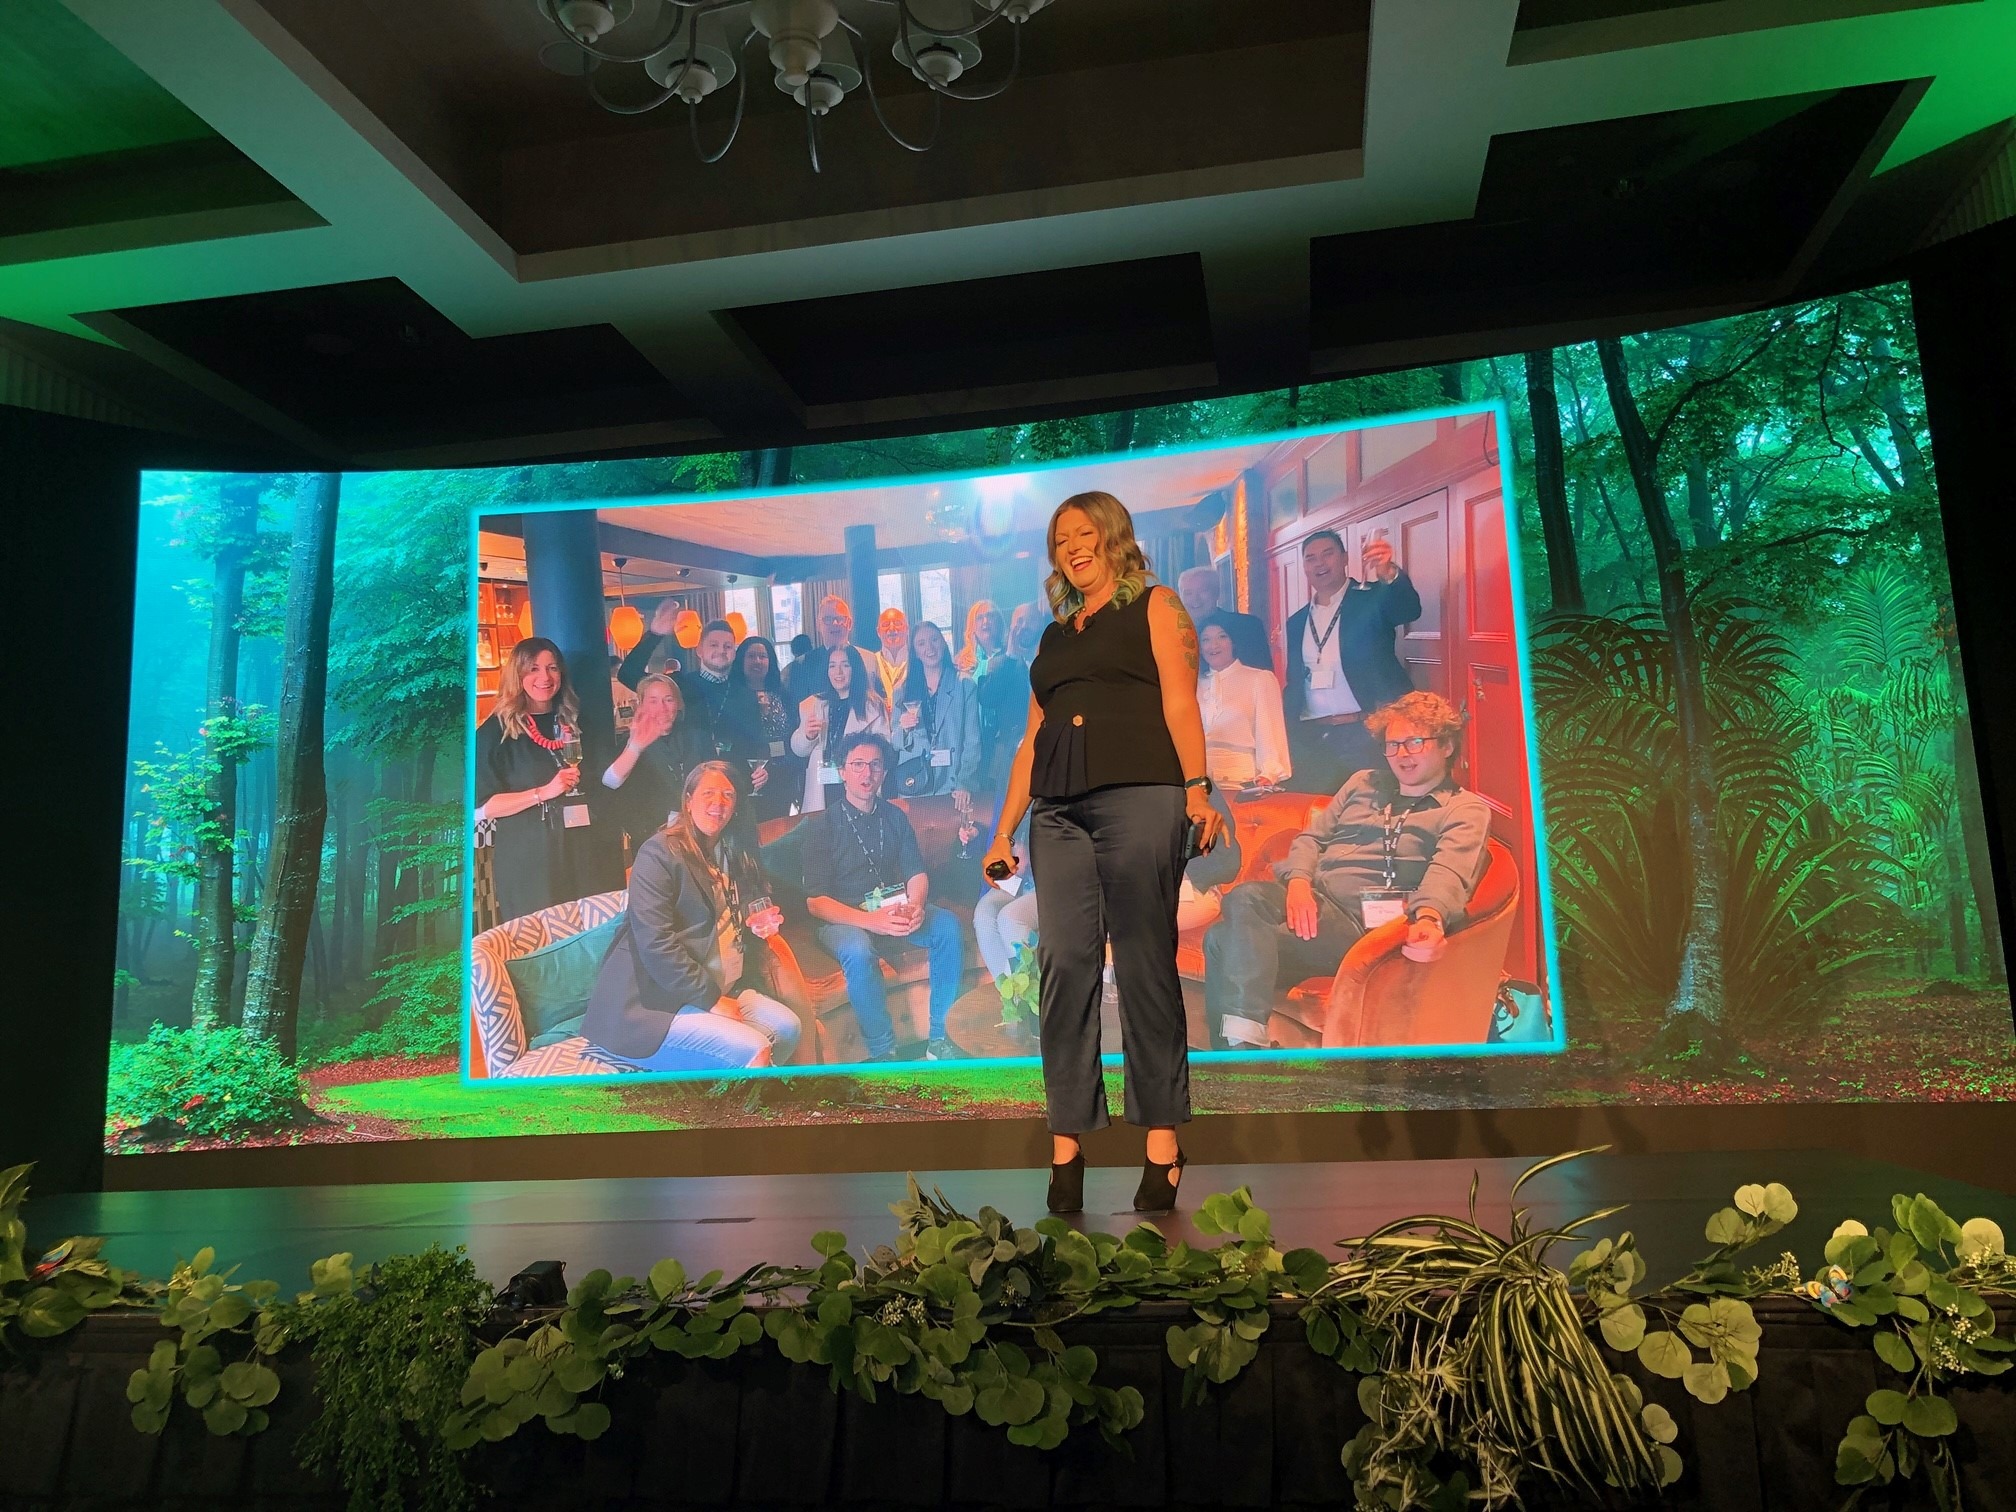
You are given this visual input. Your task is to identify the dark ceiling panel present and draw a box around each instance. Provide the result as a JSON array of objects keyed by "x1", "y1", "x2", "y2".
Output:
[
  {"x1": 728, "y1": 254, "x2": 1213, "y2": 407},
  {"x1": 0, "y1": 139, "x2": 301, "y2": 239},
  {"x1": 113, "y1": 278, "x2": 676, "y2": 448},
  {"x1": 1310, "y1": 83, "x2": 1910, "y2": 351}
]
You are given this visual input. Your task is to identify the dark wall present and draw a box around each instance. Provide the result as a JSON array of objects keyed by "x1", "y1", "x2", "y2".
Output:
[
  {"x1": 0, "y1": 406, "x2": 304, "y2": 1193},
  {"x1": 1912, "y1": 216, "x2": 2016, "y2": 991}
]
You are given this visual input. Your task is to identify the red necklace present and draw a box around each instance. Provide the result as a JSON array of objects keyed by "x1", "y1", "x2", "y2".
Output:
[{"x1": 523, "y1": 713, "x2": 565, "y2": 750}]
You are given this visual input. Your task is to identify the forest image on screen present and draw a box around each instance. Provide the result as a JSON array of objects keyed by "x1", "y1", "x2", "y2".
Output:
[{"x1": 107, "y1": 284, "x2": 2013, "y2": 1153}]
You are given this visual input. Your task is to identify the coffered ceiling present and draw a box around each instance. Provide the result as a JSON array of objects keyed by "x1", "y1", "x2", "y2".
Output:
[{"x1": 1, "y1": 0, "x2": 2011, "y2": 465}]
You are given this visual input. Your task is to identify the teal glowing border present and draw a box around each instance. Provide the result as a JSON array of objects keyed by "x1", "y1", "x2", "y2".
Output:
[{"x1": 460, "y1": 399, "x2": 1567, "y2": 1088}]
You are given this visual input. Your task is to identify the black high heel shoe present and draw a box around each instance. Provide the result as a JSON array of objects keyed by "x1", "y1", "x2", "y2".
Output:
[
  {"x1": 1047, "y1": 1153, "x2": 1085, "y2": 1214},
  {"x1": 1132, "y1": 1150, "x2": 1187, "y2": 1213}
]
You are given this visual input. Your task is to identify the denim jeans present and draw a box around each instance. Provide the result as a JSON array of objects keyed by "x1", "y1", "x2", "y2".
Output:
[
  {"x1": 818, "y1": 906, "x2": 964, "y2": 1055},
  {"x1": 972, "y1": 885, "x2": 1040, "y2": 981},
  {"x1": 625, "y1": 990, "x2": 802, "y2": 1070}
]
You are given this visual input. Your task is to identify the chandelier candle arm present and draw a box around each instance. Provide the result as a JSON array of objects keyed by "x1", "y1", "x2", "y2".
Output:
[
  {"x1": 848, "y1": 16, "x2": 942, "y2": 154},
  {"x1": 528, "y1": 0, "x2": 1053, "y2": 164},
  {"x1": 690, "y1": 28, "x2": 759, "y2": 163}
]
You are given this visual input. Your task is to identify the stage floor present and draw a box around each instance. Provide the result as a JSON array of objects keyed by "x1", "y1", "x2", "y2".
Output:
[{"x1": 27, "y1": 1149, "x2": 2016, "y2": 1290}]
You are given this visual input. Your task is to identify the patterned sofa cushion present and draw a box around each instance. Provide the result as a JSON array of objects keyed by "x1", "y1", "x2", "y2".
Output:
[
  {"x1": 499, "y1": 1037, "x2": 638, "y2": 1079},
  {"x1": 470, "y1": 889, "x2": 629, "y2": 1076}
]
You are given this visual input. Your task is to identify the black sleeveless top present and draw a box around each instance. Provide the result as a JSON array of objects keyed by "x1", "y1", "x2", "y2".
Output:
[{"x1": 1028, "y1": 586, "x2": 1186, "y2": 798}]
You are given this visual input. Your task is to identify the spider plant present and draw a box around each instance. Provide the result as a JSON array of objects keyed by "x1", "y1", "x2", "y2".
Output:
[{"x1": 1316, "y1": 1148, "x2": 1680, "y2": 1509}]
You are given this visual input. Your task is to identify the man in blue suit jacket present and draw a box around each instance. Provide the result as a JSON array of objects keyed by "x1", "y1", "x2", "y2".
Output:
[{"x1": 1282, "y1": 530, "x2": 1421, "y2": 793}]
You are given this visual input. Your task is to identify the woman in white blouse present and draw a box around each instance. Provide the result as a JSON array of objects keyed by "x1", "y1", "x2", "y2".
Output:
[{"x1": 1197, "y1": 619, "x2": 1291, "y2": 789}]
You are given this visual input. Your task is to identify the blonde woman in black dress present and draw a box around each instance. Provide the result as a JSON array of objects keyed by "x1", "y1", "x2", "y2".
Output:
[
  {"x1": 476, "y1": 637, "x2": 593, "y2": 924},
  {"x1": 981, "y1": 492, "x2": 1224, "y2": 1214}
]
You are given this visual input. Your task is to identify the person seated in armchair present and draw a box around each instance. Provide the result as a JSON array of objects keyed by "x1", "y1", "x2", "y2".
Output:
[
  {"x1": 583, "y1": 761, "x2": 804, "y2": 1070},
  {"x1": 801, "y1": 731, "x2": 967, "y2": 1063},
  {"x1": 1202, "y1": 691, "x2": 1489, "y2": 1049}
]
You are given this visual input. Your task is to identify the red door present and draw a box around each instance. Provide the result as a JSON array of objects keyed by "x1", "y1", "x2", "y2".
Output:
[{"x1": 1262, "y1": 413, "x2": 1545, "y2": 997}]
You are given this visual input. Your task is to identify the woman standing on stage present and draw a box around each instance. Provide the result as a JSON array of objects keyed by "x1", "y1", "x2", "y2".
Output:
[
  {"x1": 476, "y1": 637, "x2": 592, "y2": 925},
  {"x1": 981, "y1": 491, "x2": 1223, "y2": 1214}
]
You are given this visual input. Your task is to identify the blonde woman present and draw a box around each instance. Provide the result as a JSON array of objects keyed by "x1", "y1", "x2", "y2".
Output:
[
  {"x1": 955, "y1": 599, "x2": 1006, "y2": 677},
  {"x1": 476, "y1": 637, "x2": 592, "y2": 923},
  {"x1": 599, "y1": 672, "x2": 702, "y2": 844},
  {"x1": 981, "y1": 491, "x2": 1224, "y2": 1215}
]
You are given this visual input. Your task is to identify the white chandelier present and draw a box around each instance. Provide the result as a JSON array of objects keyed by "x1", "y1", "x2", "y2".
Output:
[{"x1": 534, "y1": 0, "x2": 1054, "y2": 171}]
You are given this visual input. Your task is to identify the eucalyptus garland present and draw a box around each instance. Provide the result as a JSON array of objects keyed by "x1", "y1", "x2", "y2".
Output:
[{"x1": 3, "y1": 1152, "x2": 2011, "y2": 1512}]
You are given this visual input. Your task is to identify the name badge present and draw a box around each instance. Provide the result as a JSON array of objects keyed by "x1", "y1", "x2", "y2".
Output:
[
  {"x1": 864, "y1": 884, "x2": 908, "y2": 912},
  {"x1": 769, "y1": 740, "x2": 787, "y2": 757},
  {"x1": 561, "y1": 804, "x2": 593, "y2": 830},
  {"x1": 1308, "y1": 661, "x2": 1337, "y2": 691},
  {"x1": 818, "y1": 764, "x2": 841, "y2": 786},
  {"x1": 930, "y1": 748, "x2": 952, "y2": 768},
  {"x1": 1359, "y1": 889, "x2": 1406, "y2": 928}
]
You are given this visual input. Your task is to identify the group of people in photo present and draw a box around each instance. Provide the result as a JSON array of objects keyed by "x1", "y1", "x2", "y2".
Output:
[{"x1": 473, "y1": 509, "x2": 1504, "y2": 1117}]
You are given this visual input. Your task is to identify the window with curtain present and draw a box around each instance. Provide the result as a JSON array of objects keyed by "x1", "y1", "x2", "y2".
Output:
[
  {"x1": 918, "y1": 567, "x2": 953, "y2": 634},
  {"x1": 770, "y1": 584, "x2": 804, "y2": 664},
  {"x1": 723, "y1": 584, "x2": 759, "y2": 637}
]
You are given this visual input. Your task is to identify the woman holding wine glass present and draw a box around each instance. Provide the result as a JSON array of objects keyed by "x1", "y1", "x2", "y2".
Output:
[
  {"x1": 476, "y1": 637, "x2": 595, "y2": 924},
  {"x1": 789, "y1": 643, "x2": 889, "y2": 814},
  {"x1": 583, "y1": 762, "x2": 805, "y2": 1070}
]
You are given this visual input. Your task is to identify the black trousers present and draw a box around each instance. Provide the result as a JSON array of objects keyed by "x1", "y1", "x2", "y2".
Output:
[{"x1": 1031, "y1": 784, "x2": 1191, "y2": 1133}]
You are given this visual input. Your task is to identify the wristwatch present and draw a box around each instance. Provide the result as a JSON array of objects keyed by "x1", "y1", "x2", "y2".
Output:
[{"x1": 1185, "y1": 775, "x2": 1213, "y2": 795}]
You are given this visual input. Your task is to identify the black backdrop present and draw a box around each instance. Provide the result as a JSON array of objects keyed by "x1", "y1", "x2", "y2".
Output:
[{"x1": 4, "y1": 216, "x2": 2013, "y2": 1194}]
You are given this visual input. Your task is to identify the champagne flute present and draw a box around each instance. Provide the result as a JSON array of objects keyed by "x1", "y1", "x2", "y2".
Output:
[{"x1": 557, "y1": 720, "x2": 584, "y2": 786}]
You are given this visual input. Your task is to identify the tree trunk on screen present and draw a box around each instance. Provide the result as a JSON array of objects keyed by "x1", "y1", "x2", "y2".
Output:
[
  {"x1": 1523, "y1": 349, "x2": 1585, "y2": 615},
  {"x1": 329, "y1": 776, "x2": 349, "y2": 983},
  {"x1": 243, "y1": 473, "x2": 341, "y2": 1058},
  {"x1": 1597, "y1": 337, "x2": 1727, "y2": 1038},
  {"x1": 410, "y1": 744, "x2": 438, "y2": 952},
  {"x1": 374, "y1": 760, "x2": 406, "y2": 966},
  {"x1": 1681, "y1": 334, "x2": 1721, "y2": 551},
  {"x1": 346, "y1": 778, "x2": 369, "y2": 980},
  {"x1": 744, "y1": 448, "x2": 793, "y2": 488},
  {"x1": 190, "y1": 476, "x2": 262, "y2": 1032}
]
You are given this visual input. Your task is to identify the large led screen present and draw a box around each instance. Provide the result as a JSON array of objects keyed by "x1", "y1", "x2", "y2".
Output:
[{"x1": 107, "y1": 284, "x2": 2013, "y2": 1152}]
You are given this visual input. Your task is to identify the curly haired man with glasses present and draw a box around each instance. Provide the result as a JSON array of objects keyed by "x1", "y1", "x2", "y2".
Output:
[{"x1": 1202, "y1": 691, "x2": 1491, "y2": 1048}]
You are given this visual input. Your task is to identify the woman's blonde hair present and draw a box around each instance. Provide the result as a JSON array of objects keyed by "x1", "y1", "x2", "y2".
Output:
[
  {"x1": 633, "y1": 671, "x2": 684, "y2": 720},
  {"x1": 955, "y1": 599, "x2": 1003, "y2": 674},
  {"x1": 493, "y1": 636, "x2": 580, "y2": 739},
  {"x1": 1044, "y1": 491, "x2": 1152, "y2": 621}
]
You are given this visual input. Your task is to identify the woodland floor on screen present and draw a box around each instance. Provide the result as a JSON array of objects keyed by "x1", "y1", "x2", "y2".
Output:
[{"x1": 107, "y1": 284, "x2": 2014, "y2": 1152}]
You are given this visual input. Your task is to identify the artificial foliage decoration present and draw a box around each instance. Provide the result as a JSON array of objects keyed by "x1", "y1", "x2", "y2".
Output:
[
  {"x1": 1818, "y1": 1199, "x2": 2014, "y2": 1509},
  {"x1": 0, "y1": 1163, "x2": 137, "y2": 1346},
  {"x1": 3, "y1": 1152, "x2": 2013, "y2": 1512},
  {"x1": 126, "y1": 1246, "x2": 283, "y2": 1436},
  {"x1": 274, "y1": 1246, "x2": 494, "y2": 1512}
]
